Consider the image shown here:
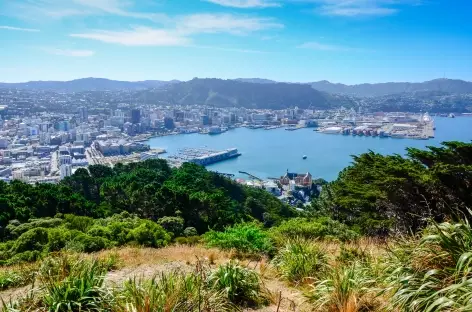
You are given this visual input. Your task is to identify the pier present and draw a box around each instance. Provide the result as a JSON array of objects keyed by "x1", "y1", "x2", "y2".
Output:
[
  {"x1": 167, "y1": 147, "x2": 241, "y2": 166},
  {"x1": 211, "y1": 171, "x2": 235, "y2": 178},
  {"x1": 238, "y1": 171, "x2": 263, "y2": 181}
]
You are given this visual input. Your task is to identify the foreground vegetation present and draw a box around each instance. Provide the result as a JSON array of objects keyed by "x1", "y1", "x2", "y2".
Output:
[
  {"x1": 0, "y1": 141, "x2": 471, "y2": 311},
  {"x1": 2, "y1": 216, "x2": 472, "y2": 311}
]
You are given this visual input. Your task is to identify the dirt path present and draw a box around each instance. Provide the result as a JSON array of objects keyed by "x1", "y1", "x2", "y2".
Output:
[{"x1": 0, "y1": 284, "x2": 39, "y2": 303}]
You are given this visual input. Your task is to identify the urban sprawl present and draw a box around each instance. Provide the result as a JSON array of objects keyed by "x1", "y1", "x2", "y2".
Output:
[{"x1": 0, "y1": 88, "x2": 445, "y2": 187}]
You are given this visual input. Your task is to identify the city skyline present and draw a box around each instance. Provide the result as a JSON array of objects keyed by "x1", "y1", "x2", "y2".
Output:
[{"x1": 1, "y1": 0, "x2": 471, "y2": 84}]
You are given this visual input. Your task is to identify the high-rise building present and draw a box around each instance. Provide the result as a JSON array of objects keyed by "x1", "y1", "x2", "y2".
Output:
[
  {"x1": 79, "y1": 107, "x2": 88, "y2": 122},
  {"x1": 131, "y1": 109, "x2": 141, "y2": 124},
  {"x1": 114, "y1": 109, "x2": 125, "y2": 117},
  {"x1": 60, "y1": 164, "x2": 72, "y2": 179},
  {"x1": 59, "y1": 155, "x2": 72, "y2": 166},
  {"x1": 164, "y1": 117, "x2": 174, "y2": 129},
  {"x1": 173, "y1": 110, "x2": 184, "y2": 122},
  {"x1": 201, "y1": 115, "x2": 210, "y2": 126},
  {"x1": 57, "y1": 120, "x2": 70, "y2": 131}
]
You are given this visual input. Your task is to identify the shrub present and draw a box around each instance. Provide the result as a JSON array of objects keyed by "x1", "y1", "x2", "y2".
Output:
[
  {"x1": 6, "y1": 250, "x2": 42, "y2": 264},
  {"x1": 270, "y1": 217, "x2": 359, "y2": 243},
  {"x1": 174, "y1": 235, "x2": 201, "y2": 246},
  {"x1": 183, "y1": 226, "x2": 198, "y2": 237},
  {"x1": 105, "y1": 221, "x2": 131, "y2": 245},
  {"x1": 6, "y1": 218, "x2": 63, "y2": 238},
  {"x1": 47, "y1": 228, "x2": 69, "y2": 252},
  {"x1": 66, "y1": 234, "x2": 111, "y2": 253},
  {"x1": 126, "y1": 220, "x2": 171, "y2": 248},
  {"x1": 12, "y1": 228, "x2": 49, "y2": 254},
  {"x1": 207, "y1": 261, "x2": 267, "y2": 307},
  {"x1": 157, "y1": 216, "x2": 184, "y2": 237},
  {"x1": 204, "y1": 223, "x2": 274, "y2": 256},
  {"x1": 186, "y1": 236, "x2": 201, "y2": 246},
  {"x1": 175, "y1": 236, "x2": 187, "y2": 245},
  {"x1": 272, "y1": 239, "x2": 327, "y2": 284},
  {"x1": 64, "y1": 214, "x2": 95, "y2": 232},
  {"x1": 79, "y1": 235, "x2": 111, "y2": 253},
  {"x1": 87, "y1": 225, "x2": 113, "y2": 240}
]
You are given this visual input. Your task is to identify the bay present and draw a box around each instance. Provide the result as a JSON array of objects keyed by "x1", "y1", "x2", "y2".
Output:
[{"x1": 147, "y1": 117, "x2": 472, "y2": 181}]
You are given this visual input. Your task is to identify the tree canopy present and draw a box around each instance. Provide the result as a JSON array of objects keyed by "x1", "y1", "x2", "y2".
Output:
[{"x1": 316, "y1": 141, "x2": 472, "y2": 234}]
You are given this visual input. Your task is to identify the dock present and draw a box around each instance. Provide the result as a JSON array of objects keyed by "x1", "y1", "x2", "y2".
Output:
[
  {"x1": 238, "y1": 171, "x2": 263, "y2": 181},
  {"x1": 211, "y1": 171, "x2": 235, "y2": 178},
  {"x1": 167, "y1": 147, "x2": 241, "y2": 166}
]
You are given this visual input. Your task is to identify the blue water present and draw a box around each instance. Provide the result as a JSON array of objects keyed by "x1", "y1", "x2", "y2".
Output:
[{"x1": 147, "y1": 117, "x2": 472, "y2": 181}]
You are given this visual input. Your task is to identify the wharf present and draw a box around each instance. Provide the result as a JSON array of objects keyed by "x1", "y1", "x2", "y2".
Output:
[
  {"x1": 168, "y1": 147, "x2": 241, "y2": 166},
  {"x1": 239, "y1": 171, "x2": 263, "y2": 181}
]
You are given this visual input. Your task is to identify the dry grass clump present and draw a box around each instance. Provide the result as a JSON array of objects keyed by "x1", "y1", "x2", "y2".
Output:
[{"x1": 96, "y1": 245, "x2": 230, "y2": 267}]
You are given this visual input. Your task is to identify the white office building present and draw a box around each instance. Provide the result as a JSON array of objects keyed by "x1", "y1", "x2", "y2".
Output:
[{"x1": 60, "y1": 164, "x2": 72, "y2": 179}]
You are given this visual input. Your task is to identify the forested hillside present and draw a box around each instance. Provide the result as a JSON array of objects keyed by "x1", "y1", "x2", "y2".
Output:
[
  {"x1": 316, "y1": 141, "x2": 472, "y2": 234},
  {"x1": 137, "y1": 78, "x2": 344, "y2": 109}
]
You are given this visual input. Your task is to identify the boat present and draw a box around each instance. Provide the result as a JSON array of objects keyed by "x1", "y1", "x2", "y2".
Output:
[
  {"x1": 302, "y1": 155, "x2": 307, "y2": 160},
  {"x1": 448, "y1": 113, "x2": 455, "y2": 118}
]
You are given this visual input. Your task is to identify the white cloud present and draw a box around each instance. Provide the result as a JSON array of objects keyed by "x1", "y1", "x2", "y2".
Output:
[
  {"x1": 195, "y1": 45, "x2": 267, "y2": 53},
  {"x1": 42, "y1": 48, "x2": 95, "y2": 57},
  {"x1": 5, "y1": 0, "x2": 169, "y2": 22},
  {"x1": 70, "y1": 0, "x2": 169, "y2": 22},
  {"x1": 177, "y1": 13, "x2": 283, "y2": 35},
  {"x1": 0, "y1": 25, "x2": 40, "y2": 32},
  {"x1": 298, "y1": 41, "x2": 350, "y2": 51},
  {"x1": 70, "y1": 27, "x2": 191, "y2": 46},
  {"x1": 305, "y1": 0, "x2": 418, "y2": 17},
  {"x1": 204, "y1": 0, "x2": 281, "y2": 8}
]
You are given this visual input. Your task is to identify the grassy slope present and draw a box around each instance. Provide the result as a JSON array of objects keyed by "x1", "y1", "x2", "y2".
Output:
[{"x1": 0, "y1": 240, "x2": 385, "y2": 312}]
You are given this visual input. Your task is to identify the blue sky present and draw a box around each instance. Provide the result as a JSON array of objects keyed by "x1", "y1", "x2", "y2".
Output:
[{"x1": 0, "y1": 0, "x2": 471, "y2": 84}]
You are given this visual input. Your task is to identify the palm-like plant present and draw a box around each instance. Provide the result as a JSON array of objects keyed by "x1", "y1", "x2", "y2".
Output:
[
  {"x1": 306, "y1": 262, "x2": 378, "y2": 312},
  {"x1": 39, "y1": 258, "x2": 109, "y2": 312},
  {"x1": 272, "y1": 238, "x2": 328, "y2": 284},
  {"x1": 385, "y1": 219, "x2": 472, "y2": 311},
  {"x1": 207, "y1": 261, "x2": 266, "y2": 307},
  {"x1": 115, "y1": 271, "x2": 235, "y2": 312}
]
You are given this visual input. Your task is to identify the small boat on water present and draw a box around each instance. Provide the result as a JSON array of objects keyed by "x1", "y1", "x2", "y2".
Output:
[{"x1": 302, "y1": 155, "x2": 307, "y2": 159}]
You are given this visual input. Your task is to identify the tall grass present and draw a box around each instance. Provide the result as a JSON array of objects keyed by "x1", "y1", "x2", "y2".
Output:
[
  {"x1": 0, "y1": 268, "x2": 35, "y2": 291},
  {"x1": 305, "y1": 262, "x2": 379, "y2": 312},
  {"x1": 272, "y1": 239, "x2": 327, "y2": 284},
  {"x1": 207, "y1": 261, "x2": 267, "y2": 307},
  {"x1": 38, "y1": 257, "x2": 110, "y2": 312},
  {"x1": 385, "y1": 219, "x2": 472, "y2": 311},
  {"x1": 114, "y1": 271, "x2": 235, "y2": 312}
]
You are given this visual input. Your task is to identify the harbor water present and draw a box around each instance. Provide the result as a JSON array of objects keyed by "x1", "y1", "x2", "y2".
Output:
[{"x1": 147, "y1": 117, "x2": 472, "y2": 181}]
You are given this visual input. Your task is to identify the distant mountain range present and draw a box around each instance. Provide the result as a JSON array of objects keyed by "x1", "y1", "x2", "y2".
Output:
[
  {"x1": 0, "y1": 78, "x2": 180, "y2": 92},
  {"x1": 309, "y1": 79, "x2": 472, "y2": 97},
  {"x1": 1, "y1": 77, "x2": 471, "y2": 98},
  {"x1": 134, "y1": 78, "x2": 342, "y2": 110},
  {"x1": 235, "y1": 78, "x2": 472, "y2": 97}
]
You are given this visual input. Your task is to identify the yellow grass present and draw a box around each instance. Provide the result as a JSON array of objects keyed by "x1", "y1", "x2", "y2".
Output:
[{"x1": 96, "y1": 245, "x2": 231, "y2": 267}]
